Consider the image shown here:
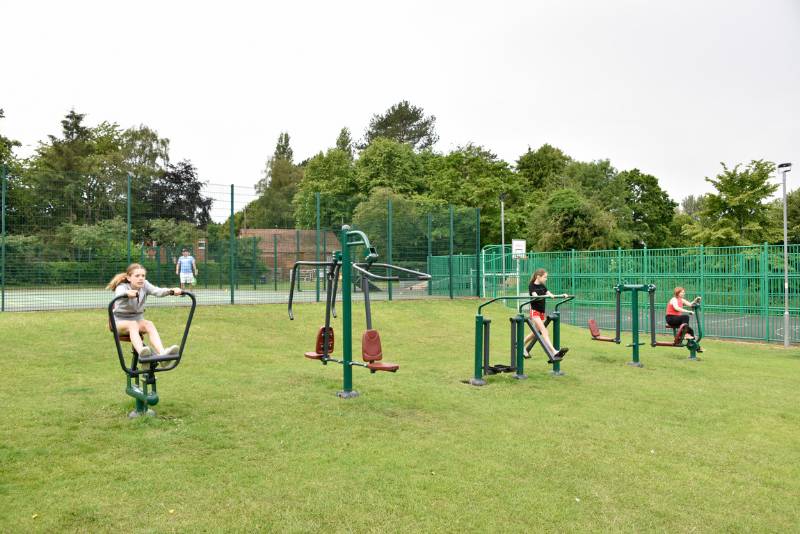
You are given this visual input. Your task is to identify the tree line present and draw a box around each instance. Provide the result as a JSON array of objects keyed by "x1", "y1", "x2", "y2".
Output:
[{"x1": 1, "y1": 102, "x2": 798, "y2": 257}]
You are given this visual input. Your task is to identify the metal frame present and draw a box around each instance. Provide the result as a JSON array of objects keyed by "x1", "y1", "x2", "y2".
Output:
[{"x1": 108, "y1": 291, "x2": 196, "y2": 417}]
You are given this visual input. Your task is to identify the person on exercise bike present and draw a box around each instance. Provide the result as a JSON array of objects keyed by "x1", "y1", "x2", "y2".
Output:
[{"x1": 666, "y1": 287, "x2": 703, "y2": 351}]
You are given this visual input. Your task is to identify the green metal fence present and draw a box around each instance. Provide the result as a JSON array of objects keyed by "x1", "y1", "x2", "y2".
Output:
[
  {"x1": 444, "y1": 244, "x2": 800, "y2": 344},
  {"x1": 0, "y1": 169, "x2": 480, "y2": 311}
]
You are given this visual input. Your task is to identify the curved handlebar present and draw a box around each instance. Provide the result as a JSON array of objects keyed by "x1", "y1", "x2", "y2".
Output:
[
  {"x1": 353, "y1": 262, "x2": 431, "y2": 281},
  {"x1": 353, "y1": 263, "x2": 399, "y2": 281},
  {"x1": 288, "y1": 260, "x2": 335, "y2": 320},
  {"x1": 517, "y1": 295, "x2": 575, "y2": 313},
  {"x1": 108, "y1": 291, "x2": 196, "y2": 377}
]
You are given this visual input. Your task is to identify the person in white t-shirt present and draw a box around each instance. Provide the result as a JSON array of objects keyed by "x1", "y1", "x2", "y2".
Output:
[{"x1": 175, "y1": 248, "x2": 198, "y2": 289}]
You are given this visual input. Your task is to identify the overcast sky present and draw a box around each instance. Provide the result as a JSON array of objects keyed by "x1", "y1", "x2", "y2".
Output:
[{"x1": 2, "y1": 0, "x2": 798, "y2": 212}]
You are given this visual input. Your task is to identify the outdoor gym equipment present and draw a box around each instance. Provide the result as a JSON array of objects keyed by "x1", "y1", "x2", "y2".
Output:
[
  {"x1": 521, "y1": 295, "x2": 575, "y2": 376},
  {"x1": 108, "y1": 291, "x2": 196, "y2": 418},
  {"x1": 588, "y1": 284, "x2": 652, "y2": 367},
  {"x1": 468, "y1": 295, "x2": 574, "y2": 386},
  {"x1": 288, "y1": 225, "x2": 431, "y2": 398},
  {"x1": 588, "y1": 284, "x2": 704, "y2": 366},
  {"x1": 649, "y1": 293, "x2": 704, "y2": 360}
]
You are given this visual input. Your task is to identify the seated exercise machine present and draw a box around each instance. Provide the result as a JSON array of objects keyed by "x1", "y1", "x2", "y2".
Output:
[
  {"x1": 468, "y1": 294, "x2": 574, "y2": 386},
  {"x1": 588, "y1": 284, "x2": 704, "y2": 366},
  {"x1": 288, "y1": 225, "x2": 430, "y2": 398},
  {"x1": 648, "y1": 292, "x2": 704, "y2": 360},
  {"x1": 108, "y1": 291, "x2": 196, "y2": 418},
  {"x1": 588, "y1": 284, "x2": 651, "y2": 367}
]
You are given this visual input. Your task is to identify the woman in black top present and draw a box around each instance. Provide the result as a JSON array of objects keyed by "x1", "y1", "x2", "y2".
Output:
[{"x1": 524, "y1": 268, "x2": 568, "y2": 361}]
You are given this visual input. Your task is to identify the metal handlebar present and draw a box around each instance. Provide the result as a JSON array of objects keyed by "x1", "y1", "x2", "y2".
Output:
[
  {"x1": 108, "y1": 291, "x2": 196, "y2": 377},
  {"x1": 288, "y1": 260, "x2": 335, "y2": 320},
  {"x1": 517, "y1": 295, "x2": 575, "y2": 313}
]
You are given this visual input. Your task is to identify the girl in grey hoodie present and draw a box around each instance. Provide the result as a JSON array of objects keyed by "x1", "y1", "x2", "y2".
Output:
[{"x1": 108, "y1": 263, "x2": 183, "y2": 358}]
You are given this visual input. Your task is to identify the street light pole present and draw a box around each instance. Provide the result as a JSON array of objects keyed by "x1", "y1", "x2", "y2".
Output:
[{"x1": 778, "y1": 162, "x2": 792, "y2": 347}]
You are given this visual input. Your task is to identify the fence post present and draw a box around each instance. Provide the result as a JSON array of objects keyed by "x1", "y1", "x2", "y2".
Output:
[
  {"x1": 387, "y1": 196, "x2": 393, "y2": 301},
  {"x1": 570, "y1": 249, "x2": 576, "y2": 325},
  {"x1": 315, "y1": 192, "x2": 320, "y2": 303},
  {"x1": 230, "y1": 184, "x2": 235, "y2": 304},
  {"x1": 1, "y1": 165, "x2": 6, "y2": 312},
  {"x1": 699, "y1": 245, "x2": 705, "y2": 334},
  {"x1": 156, "y1": 245, "x2": 161, "y2": 286},
  {"x1": 427, "y1": 213, "x2": 432, "y2": 296},
  {"x1": 617, "y1": 246, "x2": 622, "y2": 285},
  {"x1": 475, "y1": 208, "x2": 481, "y2": 297},
  {"x1": 252, "y1": 237, "x2": 257, "y2": 290},
  {"x1": 127, "y1": 174, "x2": 132, "y2": 265},
  {"x1": 449, "y1": 204, "x2": 454, "y2": 299},
  {"x1": 762, "y1": 242, "x2": 769, "y2": 342},
  {"x1": 274, "y1": 234, "x2": 279, "y2": 291},
  {"x1": 643, "y1": 245, "x2": 648, "y2": 282}
]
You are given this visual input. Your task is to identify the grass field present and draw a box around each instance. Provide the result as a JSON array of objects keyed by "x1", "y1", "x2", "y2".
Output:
[{"x1": 1, "y1": 299, "x2": 799, "y2": 532}]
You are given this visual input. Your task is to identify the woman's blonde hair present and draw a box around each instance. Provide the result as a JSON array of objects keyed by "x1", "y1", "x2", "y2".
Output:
[
  {"x1": 674, "y1": 286, "x2": 685, "y2": 298},
  {"x1": 107, "y1": 263, "x2": 146, "y2": 290},
  {"x1": 529, "y1": 268, "x2": 547, "y2": 285}
]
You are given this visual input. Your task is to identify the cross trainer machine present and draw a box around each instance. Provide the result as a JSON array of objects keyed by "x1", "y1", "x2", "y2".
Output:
[
  {"x1": 288, "y1": 225, "x2": 431, "y2": 398},
  {"x1": 108, "y1": 291, "x2": 196, "y2": 418},
  {"x1": 521, "y1": 295, "x2": 575, "y2": 376},
  {"x1": 468, "y1": 295, "x2": 573, "y2": 386}
]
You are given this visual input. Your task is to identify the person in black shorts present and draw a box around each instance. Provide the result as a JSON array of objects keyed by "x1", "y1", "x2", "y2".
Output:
[{"x1": 524, "y1": 268, "x2": 568, "y2": 361}]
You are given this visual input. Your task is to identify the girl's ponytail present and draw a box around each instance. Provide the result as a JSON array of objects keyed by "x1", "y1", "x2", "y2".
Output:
[{"x1": 107, "y1": 263, "x2": 145, "y2": 290}]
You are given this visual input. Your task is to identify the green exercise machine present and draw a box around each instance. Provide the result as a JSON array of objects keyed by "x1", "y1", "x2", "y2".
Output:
[
  {"x1": 288, "y1": 225, "x2": 430, "y2": 398},
  {"x1": 108, "y1": 291, "x2": 196, "y2": 418},
  {"x1": 468, "y1": 295, "x2": 574, "y2": 386},
  {"x1": 589, "y1": 284, "x2": 704, "y2": 366}
]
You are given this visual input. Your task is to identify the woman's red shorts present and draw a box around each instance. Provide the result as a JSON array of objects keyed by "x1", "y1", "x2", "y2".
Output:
[{"x1": 529, "y1": 309, "x2": 546, "y2": 321}]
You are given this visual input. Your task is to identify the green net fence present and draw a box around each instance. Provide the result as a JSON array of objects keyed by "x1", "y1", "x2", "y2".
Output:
[
  {"x1": 0, "y1": 169, "x2": 480, "y2": 311},
  {"x1": 465, "y1": 245, "x2": 800, "y2": 343}
]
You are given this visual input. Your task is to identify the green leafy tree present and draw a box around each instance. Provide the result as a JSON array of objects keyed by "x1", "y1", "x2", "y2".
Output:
[
  {"x1": 362, "y1": 100, "x2": 438, "y2": 151},
  {"x1": 336, "y1": 127, "x2": 354, "y2": 159},
  {"x1": 617, "y1": 169, "x2": 677, "y2": 248},
  {"x1": 534, "y1": 188, "x2": 620, "y2": 251},
  {"x1": 0, "y1": 108, "x2": 21, "y2": 168},
  {"x1": 355, "y1": 138, "x2": 424, "y2": 196},
  {"x1": 249, "y1": 133, "x2": 303, "y2": 228},
  {"x1": 58, "y1": 217, "x2": 128, "y2": 255},
  {"x1": 426, "y1": 144, "x2": 522, "y2": 245},
  {"x1": 149, "y1": 218, "x2": 200, "y2": 248},
  {"x1": 683, "y1": 160, "x2": 779, "y2": 246},
  {"x1": 515, "y1": 144, "x2": 571, "y2": 190},
  {"x1": 293, "y1": 148, "x2": 357, "y2": 228},
  {"x1": 142, "y1": 160, "x2": 212, "y2": 227}
]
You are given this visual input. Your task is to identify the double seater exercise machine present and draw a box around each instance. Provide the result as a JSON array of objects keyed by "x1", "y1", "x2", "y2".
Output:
[
  {"x1": 468, "y1": 295, "x2": 574, "y2": 386},
  {"x1": 108, "y1": 291, "x2": 196, "y2": 418},
  {"x1": 588, "y1": 284, "x2": 703, "y2": 366},
  {"x1": 288, "y1": 225, "x2": 430, "y2": 398}
]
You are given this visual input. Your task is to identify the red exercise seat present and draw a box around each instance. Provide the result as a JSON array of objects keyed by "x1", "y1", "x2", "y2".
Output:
[
  {"x1": 305, "y1": 326, "x2": 334, "y2": 360},
  {"x1": 588, "y1": 319, "x2": 615, "y2": 342},
  {"x1": 362, "y1": 329, "x2": 399, "y2": 372},
  {"x1": 361, "y1": 329, "x2": 383, "y2": 362}
]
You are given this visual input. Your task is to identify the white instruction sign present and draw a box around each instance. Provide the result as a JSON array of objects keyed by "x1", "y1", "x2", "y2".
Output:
[{"x1": 511, "y1": 239, "x2": 527, "y2": 259}]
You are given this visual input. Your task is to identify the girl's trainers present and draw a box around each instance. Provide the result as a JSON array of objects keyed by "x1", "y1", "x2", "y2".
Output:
[
  {"x1": 164, "y1": 345, "x2": 179, "y2": 355},
  {"x1": 138, "y1": 347, "x2": 153, "y2": 359}
]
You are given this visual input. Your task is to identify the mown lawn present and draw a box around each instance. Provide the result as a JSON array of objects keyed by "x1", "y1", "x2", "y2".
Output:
[{"x1": 1, "y1": 299, "x2": 799, "y2": 532}]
